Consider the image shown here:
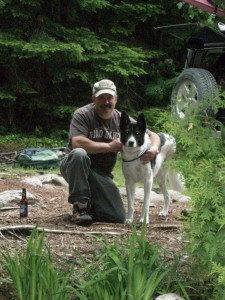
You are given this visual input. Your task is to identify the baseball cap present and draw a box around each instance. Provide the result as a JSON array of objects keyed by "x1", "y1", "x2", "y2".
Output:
[{"x1": 93, "y1": 79, "x2": 117, "y2": 97}]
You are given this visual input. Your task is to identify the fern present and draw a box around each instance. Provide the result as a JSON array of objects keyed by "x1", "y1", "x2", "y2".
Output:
[{"x1": 160, "y1": 90, "x2": 225, "y2": 299}]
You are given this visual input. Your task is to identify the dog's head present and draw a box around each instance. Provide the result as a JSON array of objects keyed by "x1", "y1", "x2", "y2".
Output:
[{"x1": 120, "y1": 111, "x2": 146, "y2": 147}]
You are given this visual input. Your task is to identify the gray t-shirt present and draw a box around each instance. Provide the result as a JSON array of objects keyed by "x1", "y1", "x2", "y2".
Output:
[{"x1": 68, "y1": 103, "x2": 121, "y2": 176}]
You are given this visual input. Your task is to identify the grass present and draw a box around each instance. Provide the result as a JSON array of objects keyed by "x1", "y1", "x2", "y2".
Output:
[
  {"x1": 113, "y1": 153, "x2": 125, "y2": 187},
  {"x1": 0, "y1": 134, "x2": 125, "y2": 186},
  {"x1": 69, "y1": 223, "x2": 189, "y2": 300},
  {"x1": 113, "y1": 153, "x2": 147, "y2": 188},
  {"x1": 2, "y1": 228, "x2": 72, "y2": 300},
  {"x1": 0, "y1": 131, "x2": 158, "y2": 189},
  {"x1": 1, "y1": 225, "x2": 189, "y2": 300},
  {"x1": 0, "y1": 131, "x2": 67, "y2": 153}
]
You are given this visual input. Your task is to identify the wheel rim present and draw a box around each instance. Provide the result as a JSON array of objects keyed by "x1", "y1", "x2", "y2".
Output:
[{"x1": 175, "y1": 79, "x2": 198, "y2": 119}]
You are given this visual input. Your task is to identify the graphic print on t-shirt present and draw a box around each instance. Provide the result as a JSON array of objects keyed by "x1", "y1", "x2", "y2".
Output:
[{"x1": 89, "y1": 128, "x2": 120, "y2": 141}]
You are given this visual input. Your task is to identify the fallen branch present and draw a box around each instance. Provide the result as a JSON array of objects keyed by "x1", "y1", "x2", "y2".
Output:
[
  {"x1": 0, "y1": 154, "x2": 17, "y2": 164},
  {"x1": 152, "y1": 224, "x2": 180, "y2": 230},
  {"x1": 0, "y1": 151, "x2": 17, "y2": 156},
  {"x1": 0, "y1": 231, "x2": 5, "y2": 239},
  {"x1": 0, "y1": 206, "x2": 19, "y2": 211},
  {"x1": 65, "y1": 223, "x2": 128, "y2": 232},
  {"x1": 0, "y1": 225, "x2": 126, "y2": 236},
  {"x1": 7, "y1": 230, "x2": 27, "y2": 242}
]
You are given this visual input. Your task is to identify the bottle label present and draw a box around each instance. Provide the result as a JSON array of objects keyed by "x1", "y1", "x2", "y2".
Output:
[{"x1": 20, "y1": 204, "x2": 28, "y2": 217}]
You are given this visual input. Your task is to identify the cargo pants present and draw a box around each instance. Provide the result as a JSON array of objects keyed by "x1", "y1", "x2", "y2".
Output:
[{"x1": 60, "y1": 148, "x2": 125, "y2": 223}]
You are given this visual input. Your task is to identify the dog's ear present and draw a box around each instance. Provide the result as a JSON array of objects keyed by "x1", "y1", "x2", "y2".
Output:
[
  {"x1": 120, "y1": 111, "x2": 131, "y2": 130},
  {"x1": 137, "y1": 113, "x2": 146, "y2": 132}
]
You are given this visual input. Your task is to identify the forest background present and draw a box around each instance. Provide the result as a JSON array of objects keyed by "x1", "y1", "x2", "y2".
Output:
[{"x1": 1, "y1": 0, "x2": 225, "y2": 139}]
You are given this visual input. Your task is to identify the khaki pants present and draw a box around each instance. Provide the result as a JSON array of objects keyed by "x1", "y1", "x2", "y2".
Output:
[{"x1": 60, "y1": 148, "x2": 125, "y2": 223}]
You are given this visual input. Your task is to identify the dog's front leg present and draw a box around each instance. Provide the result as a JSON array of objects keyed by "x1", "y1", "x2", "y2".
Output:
[
  {"x1": 140, "y1": 178, "x2": 153, "y2": 224},
  {"x1": 125, "y1": 179, "x2": 136, "y2": 224}
]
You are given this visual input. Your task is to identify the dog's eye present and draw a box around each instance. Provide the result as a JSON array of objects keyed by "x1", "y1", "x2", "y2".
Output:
[{"x1": 135, "y1": 131, "x2": 141, "y2": 135}]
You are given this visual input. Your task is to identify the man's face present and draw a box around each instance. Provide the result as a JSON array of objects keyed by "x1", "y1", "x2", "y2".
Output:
[{"x1": 93, "y1": 93, "x2": 117, "y2": 119}]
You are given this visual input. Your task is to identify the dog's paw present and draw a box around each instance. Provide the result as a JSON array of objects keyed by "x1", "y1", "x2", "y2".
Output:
[
  {"x1": 125, "y1": 218, "x2": 133, "y2": 224},
  {"x1": 158, "y1": 210, "x2": 168, "y2": 218},
  {"x1": 139, "y1": 217, "x2": 149, "y2": 224}
]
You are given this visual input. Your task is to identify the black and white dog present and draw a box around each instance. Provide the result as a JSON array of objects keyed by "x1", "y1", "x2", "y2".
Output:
[{"x1": 120, "y1": 111, "x2": 183, "y2": 224}]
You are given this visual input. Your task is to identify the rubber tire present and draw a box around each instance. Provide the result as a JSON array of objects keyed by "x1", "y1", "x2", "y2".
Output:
[{"x1": 171, "y1": 68, "x2": 217, "y2": 119}]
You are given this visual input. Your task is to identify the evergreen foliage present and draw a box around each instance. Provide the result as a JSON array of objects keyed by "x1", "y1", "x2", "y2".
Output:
[
  {"x1": 1, "y1": 1, "x2": 224, "y2": 133},
  {"x1": 0, "y1": 0, "x2": 186, "y2": 133}
]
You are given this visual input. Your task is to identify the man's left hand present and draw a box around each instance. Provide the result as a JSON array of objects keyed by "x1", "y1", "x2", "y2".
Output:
[{"x1": 140, "y1": 145, "x2": 159, "y2": 165}]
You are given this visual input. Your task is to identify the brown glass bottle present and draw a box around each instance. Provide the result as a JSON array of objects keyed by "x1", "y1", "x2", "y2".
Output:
[{"x1": 20, "y1": 188, "x2": 28, "y2": 217}]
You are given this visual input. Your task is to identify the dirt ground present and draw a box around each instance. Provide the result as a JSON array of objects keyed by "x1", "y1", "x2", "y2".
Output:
[{"x1": 0, "y1": 171, "x2": 189, "y2": 262}]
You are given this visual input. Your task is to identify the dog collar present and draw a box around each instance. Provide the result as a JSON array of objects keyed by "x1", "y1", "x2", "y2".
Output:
[{"x1": 122, "y1": 147, "x2": 149, "y2": 163}]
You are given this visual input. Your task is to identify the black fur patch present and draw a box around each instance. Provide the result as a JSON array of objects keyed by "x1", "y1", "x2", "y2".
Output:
[{"x1": 120, "y1": 111, "x2": 146, "y2": 147}]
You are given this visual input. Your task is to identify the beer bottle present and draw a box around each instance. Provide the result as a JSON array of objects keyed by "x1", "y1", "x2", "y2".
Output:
[{"x1": 20, "y1": 188, "x2": 28, "y2": 217}]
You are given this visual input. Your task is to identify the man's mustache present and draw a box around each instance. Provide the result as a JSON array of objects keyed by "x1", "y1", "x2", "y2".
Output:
[{"x1": 100, "y1": 104, "x2": 112, "y2": 109}]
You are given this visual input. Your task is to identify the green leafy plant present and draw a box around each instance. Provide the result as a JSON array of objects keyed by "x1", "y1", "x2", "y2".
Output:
[
  {"x1": 3, "y1": 228, "x2": 72, "y2": 300},
  {"x1": 71, "y1": 223, "x2": 188, "y2": 300},
  {"x1": 160, "y1": 91, "x2": 225, "y2": 299}
]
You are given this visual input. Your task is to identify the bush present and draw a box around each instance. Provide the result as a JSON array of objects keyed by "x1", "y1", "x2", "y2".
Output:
[{"x1": 160, "y1": 91, "x2": 225, "y2": 299}]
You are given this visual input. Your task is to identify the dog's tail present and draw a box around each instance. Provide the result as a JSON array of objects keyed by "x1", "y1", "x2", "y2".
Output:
[{"x1": 167, "y1": 170, "x2": 185, "y2": 192}]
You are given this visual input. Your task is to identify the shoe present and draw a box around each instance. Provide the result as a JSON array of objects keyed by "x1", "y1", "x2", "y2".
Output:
[{"x1": 72, "y1": 200, "x2": 93, "y2": 226}]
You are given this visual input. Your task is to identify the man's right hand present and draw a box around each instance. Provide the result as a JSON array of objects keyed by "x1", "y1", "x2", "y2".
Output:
[{"x1": 109, "y1": 139, "x2": 122, "y2": 153}]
